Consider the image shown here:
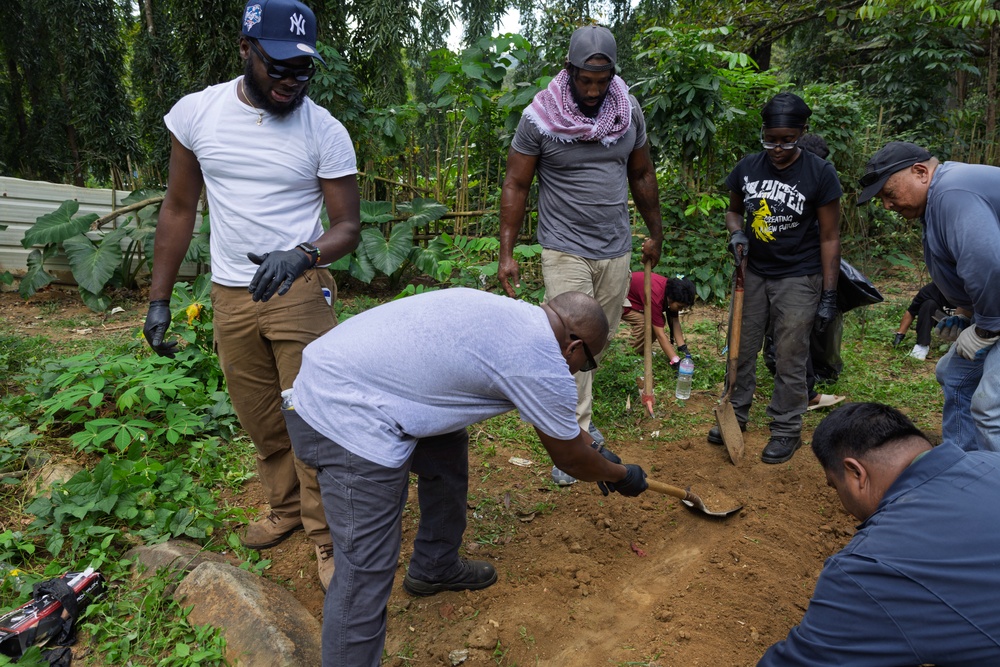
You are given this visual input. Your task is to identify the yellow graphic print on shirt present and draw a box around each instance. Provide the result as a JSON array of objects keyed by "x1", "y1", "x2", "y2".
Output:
[{"x1": 752, "y1": 198, "x2": 776, "y2": 242}]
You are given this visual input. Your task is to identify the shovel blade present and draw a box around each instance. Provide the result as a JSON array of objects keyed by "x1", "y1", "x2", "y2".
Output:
[
  {"x1": 714, "y1": 402, "x2": 744, "y2": 465},
  {"x1": 641, "y1": 392, "x2": 654, "y2": 418}
]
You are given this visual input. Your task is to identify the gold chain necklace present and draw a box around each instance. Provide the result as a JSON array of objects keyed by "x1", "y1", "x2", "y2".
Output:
[{"x1": 241, "y1": 78, "x2": 263, "y2": 126}]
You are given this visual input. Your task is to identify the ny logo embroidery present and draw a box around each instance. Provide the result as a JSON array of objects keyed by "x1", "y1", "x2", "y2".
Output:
[{"x1": 289, "y1": 12, "x2": 306, "y2": 35}]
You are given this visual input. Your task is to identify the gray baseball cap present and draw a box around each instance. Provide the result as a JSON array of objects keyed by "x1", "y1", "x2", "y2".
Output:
[{"x1": 568, "y1": 25, "x2": 616, "y2": 72}]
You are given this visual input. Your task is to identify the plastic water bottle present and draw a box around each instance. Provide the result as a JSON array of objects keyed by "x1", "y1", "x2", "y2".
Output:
[{"x1": 675, "y1": 355, "x2": 694, "y2": 400}]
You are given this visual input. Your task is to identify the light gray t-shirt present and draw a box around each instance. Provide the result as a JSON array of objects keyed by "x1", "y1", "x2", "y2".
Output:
[
  {"x1": 511, "y1": 95, "x2": 647, "y2": 260},
  {"x1": 292, "y1": 288, "x2": 581, "y2": 468}
]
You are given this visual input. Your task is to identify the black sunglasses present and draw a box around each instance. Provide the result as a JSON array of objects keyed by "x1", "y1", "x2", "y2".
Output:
[
  {"x1": 570, "y1": 334, "x2": 598, "y2": 372},
  {"x1": 248, "y1": 40, "x2": 316, "y2": 82},
  {"x1": 859, "y1": 158, "x2": 918, "y2": 188}
]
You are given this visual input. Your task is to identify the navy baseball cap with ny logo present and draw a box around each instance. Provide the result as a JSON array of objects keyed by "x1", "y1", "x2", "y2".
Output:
[{"x1": 242, "y1": 0, "x2": 326, "y2": 64}]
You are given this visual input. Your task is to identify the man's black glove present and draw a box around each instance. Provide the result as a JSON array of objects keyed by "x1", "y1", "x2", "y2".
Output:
[
  {"x1": 143, "y1": 299, "x2": 178, "y2": 358},
  {"x1": 247, "y1": 249, "x2": 313, "y2": 302},
  {"x1": 598, "y1": 464, "x2": 648, "y2": 497},
  {"x1": 814, "y1": 290, "x2": 838, "y2": 334},
  {"x1": 592, "y1": 442, "x2": 621, "y2": 464},
  {"x1": 892, "y1": 332, "x2": 905, "y2": 347},
  {"x1": 676, "y1": 344, "x2": 689, "y2": 356},
  {"x1": 727, "y1": 229, "x2": 748, "y2": 265},
  {"x1": 669, "y1": 356, "x2": 681, "y2": 372}
]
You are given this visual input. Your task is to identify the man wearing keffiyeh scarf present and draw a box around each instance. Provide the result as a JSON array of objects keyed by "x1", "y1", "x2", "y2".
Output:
[{"x1": 499, "y1": 25, "x2": 664, "y2": 485}]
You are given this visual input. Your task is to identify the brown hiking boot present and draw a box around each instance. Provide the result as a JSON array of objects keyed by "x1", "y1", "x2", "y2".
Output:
[
  {"x1": 315, "y1": 543, "x2": 334, "y2": 592},
  {"x1": 239, "y1": 512, "x2": 302, "y2": 550}
]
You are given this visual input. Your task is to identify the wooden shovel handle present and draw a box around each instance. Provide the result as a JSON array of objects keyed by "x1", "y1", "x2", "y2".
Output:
[
  {"x1": 643, "y1": 261, "x2": 653, "y2": 396},
  {"x1": 645, "y1": 478, "x2": 688, "y2": 501}
]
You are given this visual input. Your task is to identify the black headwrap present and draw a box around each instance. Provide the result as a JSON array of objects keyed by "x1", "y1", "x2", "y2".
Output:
[{"x1": 761, "y1": 92, "x2": 811, "y2": 129}]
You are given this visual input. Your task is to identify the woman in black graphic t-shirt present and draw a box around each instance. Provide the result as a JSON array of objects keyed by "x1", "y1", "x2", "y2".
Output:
[{"x1": 707, "y1": 92, "x2": 842, "y2": 464}]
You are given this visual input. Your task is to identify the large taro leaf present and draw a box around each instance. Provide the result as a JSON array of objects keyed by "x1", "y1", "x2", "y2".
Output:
[
  {"x1": 397, "y1": 198, "x2": 448, "y2": 228},
  {"x1": 360, "y1": 200, "x2": 394, "y2": 224},
  {"x1": 62, "y1": 226, "x2": 128, "y2": 295},
  {"x1": 18, "y1": 248, "x2": 55, "y2": 299},
  {"x1": 79, "y1": 286, "x2": 113, "y2": 312},
  {"x1": 349, "y1": 247, "x2": 376, "y2": 284},
  {"x1": 360, "y1": 221, "x2": 414, "y2": 277},
  {"x1": 22, "y1": 200, "x2": 98, "y2": 248}
]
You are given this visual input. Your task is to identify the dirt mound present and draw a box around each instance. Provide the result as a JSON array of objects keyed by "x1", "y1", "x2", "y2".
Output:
[{"x1": 248, "y1": 396, "x2": 856, "y2": 667}]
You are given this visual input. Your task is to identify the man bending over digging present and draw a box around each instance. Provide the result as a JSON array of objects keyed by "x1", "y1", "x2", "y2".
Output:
[{"x1": 281, "y1": 288, "x2": 649, "y2": 666}]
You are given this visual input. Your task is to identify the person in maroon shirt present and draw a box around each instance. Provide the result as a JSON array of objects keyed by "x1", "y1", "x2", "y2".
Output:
[{"x1": 621, "y1": 272, "x2": 696, "y2": 369}]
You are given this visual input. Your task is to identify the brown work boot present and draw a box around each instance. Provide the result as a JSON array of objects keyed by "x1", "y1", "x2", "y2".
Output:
[
  {"x1": 240, "y1": 512, "x2": 302, "y2": 550},
  {"x1": 315, "y1": 543, "x2": 334, "y2": 592}
]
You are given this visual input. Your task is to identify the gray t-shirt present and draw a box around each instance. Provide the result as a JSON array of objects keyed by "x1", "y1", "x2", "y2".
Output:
[
  {"x1": 511, "y1": 96, "x2": 647, "y2": 260},
  {"x1": 292, "y1": 288, "x2": 581, "y2": 468}
]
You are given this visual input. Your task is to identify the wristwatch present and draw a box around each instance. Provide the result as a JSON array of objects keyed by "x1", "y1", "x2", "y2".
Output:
[
  {"x1": 296, "y1": 242, "x2": 320, "y2": 267},
  {"x1": 975, "y1": 326, "x2": 1000, "y2": 339}
]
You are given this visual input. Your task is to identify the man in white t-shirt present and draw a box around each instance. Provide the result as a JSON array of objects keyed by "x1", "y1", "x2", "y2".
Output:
[
  {"x1": 142, "y1": 0, "x2": 360, "y2": 591},
  {"x1": 285, "y1": 288, "x2": 649, "y2": 667}
]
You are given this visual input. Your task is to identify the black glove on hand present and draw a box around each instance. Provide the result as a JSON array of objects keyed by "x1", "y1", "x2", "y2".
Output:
[
  {"x1": 727, "y1": 229, "x2": 749, "y2": 265},
  {"x1": 599, "y1": 464, "x2": 648, "y2": 497},
  {"x1": 592, "y1": 442, "x2": 621, "y2": 464},
  {"x1": 676, "y1": 344, "x2": 689, "y2": 356},
  {"x1": 669, "y1": 356, "x2": 681, "y2": 372},
  {"x1": 143, "y1": 299, "x2": 178, "y2": 358},
  {"x1": 892, "y1": 332, "x2": 905, "y2": 347},
  {"x1": 247, "y1": 249, "x2": 313, "y2": 302},
  {"x1": 814, "y1": 290, "x2": 838, "y2": 334}
]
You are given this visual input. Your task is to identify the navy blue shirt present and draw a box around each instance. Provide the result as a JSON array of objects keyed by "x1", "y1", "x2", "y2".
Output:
[
  {"x1": 759, "y1": 443, "x2": 1000, "y2": 666},
  {"x1": 922, "y1": 161, "x2": 1000, "y2": 331}
]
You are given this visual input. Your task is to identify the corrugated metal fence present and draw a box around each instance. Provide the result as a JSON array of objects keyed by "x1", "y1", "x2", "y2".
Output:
[{"x1": 0, "y1": 176, "x2": 201, "y2": 285}]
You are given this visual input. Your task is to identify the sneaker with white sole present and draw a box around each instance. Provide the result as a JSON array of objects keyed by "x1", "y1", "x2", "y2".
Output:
[
  {"x1": 909, "y1": 344, "x2": 929, "y2": 361},
  {"x1": 551, "y1": 465, "x2": 577, "y2": 486}
]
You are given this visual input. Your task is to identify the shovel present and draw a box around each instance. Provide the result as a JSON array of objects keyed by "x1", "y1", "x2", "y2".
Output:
[
  {"x1": 715, "y1": 257, "x2": 747, "y2": 465},
  {"x1": 640, "y1": 260, "x2": 655, "y2": 418},
  {"x1": 646, "y1": 478, "x2": 743, "y2": 518}
]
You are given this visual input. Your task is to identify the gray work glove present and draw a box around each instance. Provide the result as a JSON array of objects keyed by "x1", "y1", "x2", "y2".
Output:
[
  {"x1": 599, "y1": 464, "x2": 648, "y2": 497},
  {"x1": 814, "y1": 290, "x2": 838, "y2": 335},
  {"x1": 247, "y1": 249, "x2": 313, "y2": 302},
  {"x1": 954, "y1": 326, "x2": 999, "y2": 360},
  {"x1": 727, "y1": 229, "x2": 749, "y2": 265},
  {"x1": 936, "y1": 315, "x2": 971, "y2": 342},
  {"x1": 143, "y1": 299, "x2": 178, "y2": 358}
]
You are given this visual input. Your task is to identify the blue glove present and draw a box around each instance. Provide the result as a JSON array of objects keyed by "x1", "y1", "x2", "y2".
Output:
[
  {"x1": 936, "y1": 315, "x2": 971, "y2": 342},
  {"x1": 955, "y1": 326, "x2": 999, "y2": 360},
  {"x1": 247, "y1": 249, "x2": 313, "y2": 302}
]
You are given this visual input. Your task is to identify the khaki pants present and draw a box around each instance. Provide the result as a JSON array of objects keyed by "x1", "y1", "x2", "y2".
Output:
[
  {"x1": 211, "y1": 269, "x2": 337, "y2": 545},
  {"x1": 621, "y1": 308, "x2": 647, "y2": 354},
  {"x1": 541, "y1": 248, "x2": 631, "y2": 430}
]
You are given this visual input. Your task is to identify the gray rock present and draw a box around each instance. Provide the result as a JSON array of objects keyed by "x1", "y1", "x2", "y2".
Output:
[
  {"x1": 174, "y1": 561, "x2": 322, "y2": 667},
  {"x1": 126, "y1": 540, "x2": 234, "y2": 589},
  {"x1": 33, "y1": 461, "x2": 83, "y2": 495}
]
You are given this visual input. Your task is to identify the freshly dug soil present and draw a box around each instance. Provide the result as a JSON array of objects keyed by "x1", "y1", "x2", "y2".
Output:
[{"x1": 245, "y1": 392, "x2": 860, "y2": 667}]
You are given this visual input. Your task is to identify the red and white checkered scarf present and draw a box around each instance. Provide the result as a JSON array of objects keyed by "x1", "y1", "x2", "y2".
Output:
[{"x1": 521, "y1": 69, "x2": 632, "y2": 146}]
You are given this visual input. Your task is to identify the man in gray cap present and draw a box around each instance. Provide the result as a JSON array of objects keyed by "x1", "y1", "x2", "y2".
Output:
[
  {"x1": 498, "y1": 25, "x2": 664, "y2": 484},
  {"x1": 143, "y1": 0, "x2": 361, "y2": 589},
  {"x1": 858, "y1": 141, "x2": 1000, "y2": 451}
]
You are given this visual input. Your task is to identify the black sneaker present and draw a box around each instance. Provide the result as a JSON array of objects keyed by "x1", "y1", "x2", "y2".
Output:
[
  {"x1": 761, "y1": 435, "x2": 802, "y2": 464},
  {"x1": 402, "y1": 558, "x2": 498, "y2": 597},
  {"x1": 707, "y1": 422, "x2": 746, "y2": 445}
]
